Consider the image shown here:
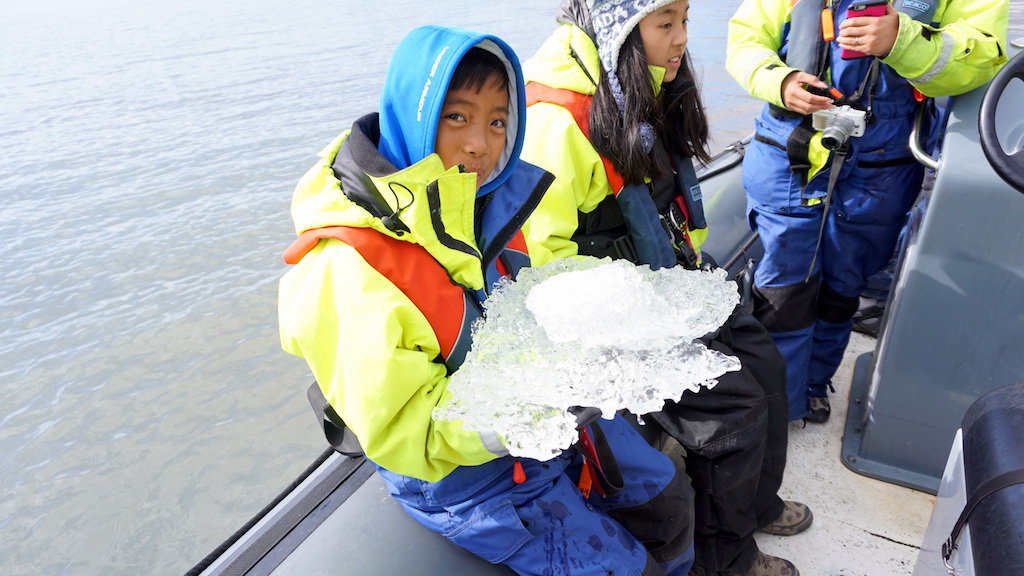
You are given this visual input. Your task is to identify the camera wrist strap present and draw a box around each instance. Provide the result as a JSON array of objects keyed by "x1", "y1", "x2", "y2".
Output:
[{"x1": 805, "y1": 147, "x2": 848, "y2": 282}]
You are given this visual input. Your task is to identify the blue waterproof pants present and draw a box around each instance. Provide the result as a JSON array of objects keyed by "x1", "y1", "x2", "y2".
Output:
[
  {"x1": 375, "y1": 413, "x2": 695, "y2": 576},
  {"x1": 749, "y1": 203, "x2": 908, "y2": 420}
]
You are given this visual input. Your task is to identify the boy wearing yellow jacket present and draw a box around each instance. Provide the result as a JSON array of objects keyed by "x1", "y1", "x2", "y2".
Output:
[{"x1": 279, "y1": 25, "x2": 696, "y2": 576}]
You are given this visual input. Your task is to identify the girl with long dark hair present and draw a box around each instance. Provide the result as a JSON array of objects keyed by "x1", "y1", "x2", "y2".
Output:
[{"x1": 520, "y1": 2, "x2": 811, "y2": 575}]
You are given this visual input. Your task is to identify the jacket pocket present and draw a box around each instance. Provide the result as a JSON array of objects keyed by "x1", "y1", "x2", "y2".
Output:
[
  {"x1": 445, "y1": 498, "x2": 533, "y2": 564},
  {"x1": 834, "y1": 149, "x2": 922, "y2": 225},
  {"x1": 744, "y1": 117, "x2": 804, "y2": 211}
]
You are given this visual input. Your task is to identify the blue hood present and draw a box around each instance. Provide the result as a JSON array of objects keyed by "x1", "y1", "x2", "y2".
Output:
[{"x1": 378, "y1": 25, "x2": 526, "y2": 197}]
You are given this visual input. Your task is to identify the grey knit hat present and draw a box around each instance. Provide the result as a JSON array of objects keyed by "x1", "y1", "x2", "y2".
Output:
[
  {"x1": 587, "y1": 0, "x2": 678, "y2": 151},
  {"x1": 588, "y1": 0, "x2": 679, "y2": 74}
]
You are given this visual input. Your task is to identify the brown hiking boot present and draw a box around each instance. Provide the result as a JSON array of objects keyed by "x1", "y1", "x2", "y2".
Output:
[
  {"x1": 759, "y1": 501, "x2": 813, "y2": 536},
  {"x1": 735, "y1": 551, "x2": 799, "y2": 576},
  {"x1": 804, "y1": 397, "x2": 830, "y2": 423},
  {"x1": 689, "y1": 551, "x2": 800, "y2": 576}
]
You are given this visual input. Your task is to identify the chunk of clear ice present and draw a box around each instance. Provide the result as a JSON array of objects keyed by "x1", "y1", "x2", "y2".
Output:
[{"x1": 433, "y1": 258, "x2": 741, "y2": 461}]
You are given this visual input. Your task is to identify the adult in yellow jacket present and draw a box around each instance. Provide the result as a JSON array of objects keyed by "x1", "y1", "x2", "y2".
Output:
[
  {"x1": 727, "y1": 0, "x2": 1008, "y2": 422},
  {"x1": 278, "y1": 25, "x2": 696, "y2": 576}
]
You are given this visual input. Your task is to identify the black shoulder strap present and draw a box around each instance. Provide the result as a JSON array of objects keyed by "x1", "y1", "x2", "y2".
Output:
[{"x1": 942, "y1": 468, "x2": 1024, "y2": 564}]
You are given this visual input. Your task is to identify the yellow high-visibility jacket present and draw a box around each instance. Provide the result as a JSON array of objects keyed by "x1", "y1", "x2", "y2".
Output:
[
  {"x1": 521, "y1": 23, "x2": 709, "y2": 268},
  {"x1": 279, "y1": 115, "x2": 550, "y2": 482},
  {"x1": 727, "y1": 0, "x2": 1008, "y2": 107}
]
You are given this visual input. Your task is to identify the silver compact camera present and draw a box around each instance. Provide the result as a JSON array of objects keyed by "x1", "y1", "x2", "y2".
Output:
[{"x1": 812, "y1": 105, "x2": 867, "y2": 150}]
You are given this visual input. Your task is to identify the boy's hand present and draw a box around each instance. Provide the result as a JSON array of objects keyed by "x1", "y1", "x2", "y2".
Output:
[{"x1": 782, "y1": 71, "x2": 836, "y2": 115}]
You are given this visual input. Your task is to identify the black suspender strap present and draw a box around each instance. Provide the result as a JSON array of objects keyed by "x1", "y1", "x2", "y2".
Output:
[{"x1": 942, "y1": 467, "x2": 1024, "y2": 568}]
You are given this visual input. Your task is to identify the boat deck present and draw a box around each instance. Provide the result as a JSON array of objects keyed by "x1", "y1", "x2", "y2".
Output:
[{"x1": 755, "y1": 332, "x2": 936, "y2": 576}]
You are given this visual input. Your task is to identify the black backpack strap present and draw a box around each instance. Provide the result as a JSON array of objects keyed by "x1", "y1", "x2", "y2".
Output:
[
  {"x1": 575, "y1": 421, "x2": 624, "y2": 496},
  {"x1": 786, "y1": 116, "x2": 817, "y2": 192},
  {"x1": 306, "y1": 382, "x2": 364, "y2": 457},
  {"x1": 942, "y1": 467, "x2": 1024, "y2": 567}
]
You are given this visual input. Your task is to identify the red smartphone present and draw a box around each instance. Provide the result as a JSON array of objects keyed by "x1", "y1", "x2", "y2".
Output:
[{"x1": 840, "y1": 0, "x2": 888, "y2": 60}]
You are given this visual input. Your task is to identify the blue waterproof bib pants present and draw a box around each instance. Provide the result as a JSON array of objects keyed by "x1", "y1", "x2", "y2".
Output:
[
  {"x1": 376, "y1": 413, "x2": 695, "y2": 576},
  {"x1": 743, "y1": 53, "x2": 924, "y2": 419},
  {"x1": 748, "y1": 154, "x2": 921, "y2": 419},
  {"x1": 740, "y1": 0, "x2": 934, "y2": 420}
]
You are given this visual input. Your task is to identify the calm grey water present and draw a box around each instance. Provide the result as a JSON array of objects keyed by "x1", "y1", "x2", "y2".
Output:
[{"x1": 1, "y1": 0, "x2": 1021, "y2": 574}]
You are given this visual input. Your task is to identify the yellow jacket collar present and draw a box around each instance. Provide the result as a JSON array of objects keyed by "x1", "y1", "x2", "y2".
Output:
[{"x1": 292, "y1": 131, "x2": 486, "y2": 290}]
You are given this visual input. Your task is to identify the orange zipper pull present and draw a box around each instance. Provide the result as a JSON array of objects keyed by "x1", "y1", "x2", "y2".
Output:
[
  {"x1": 821, "y1": 8, "x2": 835, "y2": 41},
  {"x1": 513, "y1": 460, "x2": 526, "y2": 484}
]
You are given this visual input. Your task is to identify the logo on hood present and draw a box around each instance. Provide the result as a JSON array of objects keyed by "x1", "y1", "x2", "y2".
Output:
[{"x1": 416, "y1": 46, "x2": 449, "y2": 122}]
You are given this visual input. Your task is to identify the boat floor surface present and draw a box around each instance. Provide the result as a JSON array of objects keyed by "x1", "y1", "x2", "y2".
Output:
[{"x1": 753, "y1": 332, "x2": 935, "y2": 576}]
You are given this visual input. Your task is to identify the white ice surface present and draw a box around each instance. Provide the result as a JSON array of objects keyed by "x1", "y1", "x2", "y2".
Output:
[{"x1": 433, "y1": 258, "x2": 741, "y2": 460}]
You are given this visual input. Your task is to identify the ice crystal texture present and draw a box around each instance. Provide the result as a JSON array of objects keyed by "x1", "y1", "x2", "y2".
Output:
[{"x1": 433, "y1": 258, "x2": 741, "y2": 461}]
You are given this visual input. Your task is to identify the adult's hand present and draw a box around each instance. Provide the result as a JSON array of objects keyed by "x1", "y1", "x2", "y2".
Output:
[
  {"x1": 837, "y1": 4, "x2": 899, "y2": 58},
  {"x1": 781, "y1": 71, "x2": 836, "y2": 115}
]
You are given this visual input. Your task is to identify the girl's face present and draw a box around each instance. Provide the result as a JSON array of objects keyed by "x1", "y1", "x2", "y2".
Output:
[
  {"x1": 434, "y1": 75, "x2": 509, "y2": 192},
  {"x1": 637, "y1": 0, "x2": 690, "y2": 83}
]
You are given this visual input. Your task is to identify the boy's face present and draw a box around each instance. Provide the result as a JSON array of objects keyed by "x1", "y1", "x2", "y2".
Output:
[
  {"x1": 638, "y1": 0, "x2": 689, "y2": 83},
  {"x1": 434, "y1": 75, "x2": 509, "y2": 192}
]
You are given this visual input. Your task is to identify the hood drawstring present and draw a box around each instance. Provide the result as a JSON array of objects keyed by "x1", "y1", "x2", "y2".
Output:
[{"x1": 381, "y1": 182, "x2": 414, "y2": 235}]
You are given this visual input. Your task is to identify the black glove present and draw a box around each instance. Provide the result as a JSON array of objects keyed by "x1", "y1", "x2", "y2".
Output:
[
  {"x1": 568, "y1": 406, "x2": 602, "y2": 430},
  {"x1": 700, "y1": 252, "x2": 719, "y2": 271}
]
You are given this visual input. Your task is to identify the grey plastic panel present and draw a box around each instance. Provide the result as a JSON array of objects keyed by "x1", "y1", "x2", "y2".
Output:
[
  {"x1": 842, "y1": 47, "x2": 1024, "y2": 492},
  {"x1": 269, "y1": 469, "x2": 513, "y2": 576},
  {"x1": 194, "y1": 454, "x2": 512, "y2": 576}
]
